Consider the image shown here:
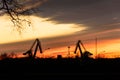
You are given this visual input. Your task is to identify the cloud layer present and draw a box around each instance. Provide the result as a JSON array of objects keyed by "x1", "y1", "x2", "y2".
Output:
[
  {"x1": 25, "y1": 0, "x2": 120, "y2": 39},
  {"x1": 1, "y1": 0, "x2": 120, "y2": 40}
]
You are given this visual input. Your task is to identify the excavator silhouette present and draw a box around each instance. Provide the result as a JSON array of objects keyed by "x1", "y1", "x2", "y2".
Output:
[
  {"x1": 74, "y1": 40, "x2": 93, "y2": 59},
  {"x1": 23, "y1": 38, "x2": 43, "y2": 58}
]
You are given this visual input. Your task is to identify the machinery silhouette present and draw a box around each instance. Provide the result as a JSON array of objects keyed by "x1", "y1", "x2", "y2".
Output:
[
  {"x1": 74, "y1": 40, "x2": 93, "y2": 59},
  {"x1": 23, "y1": 38, "x2": 43, "y2": 58}
]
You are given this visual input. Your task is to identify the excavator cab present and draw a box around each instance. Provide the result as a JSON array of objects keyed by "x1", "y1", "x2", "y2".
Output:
[
  {"x1": 83, "y1": 51, "x2": 93, "y2": 58},
  {"x1": 23, "y1": 38, "x2": 43, "y2": 58},
  {"x1": 74, "y1": 40, "x2": 93, "y2": 59}
]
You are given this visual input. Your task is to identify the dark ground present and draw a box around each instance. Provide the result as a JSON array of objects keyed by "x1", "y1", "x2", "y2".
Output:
[{"x1": 0, "y1": 57, "x2": 120, "y2": 79}]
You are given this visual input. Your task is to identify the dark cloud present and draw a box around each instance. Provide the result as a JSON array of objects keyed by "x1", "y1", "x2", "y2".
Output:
[
  {"x1": 0, "y1": 0, "x2": 47, "y2": 15},
  {"x1": 19, "y1": 0, "x2": 120, "y2": 47},
  {"x1": 30, "y1": 0, "x2": 120, "y2": 35}
]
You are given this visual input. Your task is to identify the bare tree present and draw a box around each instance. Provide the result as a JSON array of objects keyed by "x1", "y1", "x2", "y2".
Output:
[
  {"x1": 0, "y1": 0, "x2": 47, "y2": 34},
  {"x1": 0, "y1": 0, "x2": 31, "y2": 34}
]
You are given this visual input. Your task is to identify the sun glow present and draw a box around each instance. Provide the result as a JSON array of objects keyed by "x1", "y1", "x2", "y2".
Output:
[
  {"x1": 0, "y1": 15, "x2": 86, "y2": 44},
  {"x1": 29, "y1": 16, "x2": 86, "y2": 38}
]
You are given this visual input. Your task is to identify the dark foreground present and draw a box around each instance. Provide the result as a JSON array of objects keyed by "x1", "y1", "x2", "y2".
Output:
[{"x1": 0, "y1": 57, "x2": 120, "y2": 79}]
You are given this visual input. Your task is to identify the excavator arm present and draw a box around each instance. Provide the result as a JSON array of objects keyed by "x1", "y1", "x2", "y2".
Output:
[
  {"x1": 37, "y1": 39, "x2": 43, "y2": 53},
  {"x1": 74, "y1": 40, "x2": 84, "y2": 57},
  {"x1": 74, "y1": 40, "x2": 79, "y2": 53}
]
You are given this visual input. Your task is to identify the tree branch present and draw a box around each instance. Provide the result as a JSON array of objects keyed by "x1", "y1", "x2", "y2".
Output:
[{"x1": 0, "y1": 0, "x2": 31, "y2": 34}]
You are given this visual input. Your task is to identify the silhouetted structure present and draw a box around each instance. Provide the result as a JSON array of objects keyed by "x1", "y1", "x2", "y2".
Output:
[
  {"x1": 68, "y1": 46, "x2": 70, "y2": 58},
  {"x1": 57, "y1": 55, "x2": 62, "y2": 59},
  {"x1": 23, "y1": 38, "x2": 43, "y2": 58},
  {"x1": 74, "y1": 40, "x2": 93, "y2": 59}
]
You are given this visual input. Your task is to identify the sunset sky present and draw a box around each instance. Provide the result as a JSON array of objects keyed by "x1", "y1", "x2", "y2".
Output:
[{"x1": 0, "y1": 0, "x2": 120, "y2": 58}]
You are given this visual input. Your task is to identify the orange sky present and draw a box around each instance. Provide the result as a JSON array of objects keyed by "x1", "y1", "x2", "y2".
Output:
[{"x1": 3, "y1": 38, "x2": 119, "y2": 59}]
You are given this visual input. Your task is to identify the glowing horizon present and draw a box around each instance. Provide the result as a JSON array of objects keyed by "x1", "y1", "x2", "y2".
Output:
[{"x1": 0, "y1": 38, "x2": 119, "y2": 59}]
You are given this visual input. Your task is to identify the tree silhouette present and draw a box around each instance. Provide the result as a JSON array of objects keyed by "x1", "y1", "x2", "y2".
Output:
[
  {"x1": 0, "y1": 52, "x2": 9, "y2": 59},
  {"x1": 0, "y1": 52, "x2": 18, "y2": 59},
  {"x1": 0, "y1": 0, "x2": 31, "y2": 33}
]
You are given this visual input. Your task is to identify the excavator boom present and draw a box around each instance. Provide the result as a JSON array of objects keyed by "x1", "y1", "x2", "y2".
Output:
[
  {"x1": 80, "y1": 41, "x2": 86, "y2": 51},
  {"x1": 37, "y1": 39, "x2": 43, "y2": 53}
]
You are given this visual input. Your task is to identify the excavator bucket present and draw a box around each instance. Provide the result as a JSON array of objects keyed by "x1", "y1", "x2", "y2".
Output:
[
  {"x1": 23, "y1": 50, "x2": 32, "y2": 55},
  {"x1": 23, "y1": 49, "x2": 33, "y2": 58}
]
